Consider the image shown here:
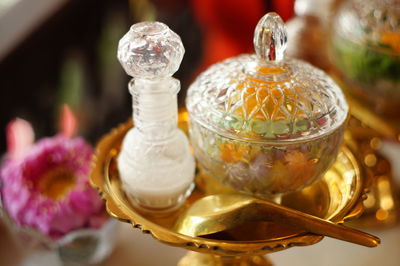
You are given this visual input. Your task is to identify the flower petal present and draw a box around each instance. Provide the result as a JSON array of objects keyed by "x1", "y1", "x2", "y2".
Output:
[
  {"x1": 6, "y1": 118, "x2": 35, "y2": 160},
  {"x1": 59, "y1": 104, "x2": 77, "y2": 139}
]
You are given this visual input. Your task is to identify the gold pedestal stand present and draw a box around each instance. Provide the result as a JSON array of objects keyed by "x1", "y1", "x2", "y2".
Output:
[
  {"x1": 326, "y1": 67, "x2": 400, "y2": 228},
  {"x1": 344, "y1": 91, "x2": 400, "y2": 228},
  {"x1": 178, "y1": 252, "x2": 272, "y2": 266},
  {"x1": 90, "y1": 111, "x2": 369, "y2": 266}
]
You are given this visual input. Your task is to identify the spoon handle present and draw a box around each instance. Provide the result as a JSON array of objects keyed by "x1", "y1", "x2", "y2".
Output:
[{"x1": 259, "y1": 201, "x2": 380, "y2": 247}]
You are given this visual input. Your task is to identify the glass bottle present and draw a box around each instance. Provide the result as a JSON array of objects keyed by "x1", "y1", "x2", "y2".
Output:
[{"x1": 117, "y1": 22, "x2": 195, "y2": 211}]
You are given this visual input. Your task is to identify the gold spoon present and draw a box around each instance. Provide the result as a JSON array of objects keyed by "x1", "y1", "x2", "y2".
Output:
[{"x1": 175, "y1": 193, "x2": 380, "y2": 247}]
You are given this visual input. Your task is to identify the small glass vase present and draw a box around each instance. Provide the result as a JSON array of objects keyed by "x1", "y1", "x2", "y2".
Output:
[{"x1": 0, "y1": 201, "x2": 118, "y2": 266}]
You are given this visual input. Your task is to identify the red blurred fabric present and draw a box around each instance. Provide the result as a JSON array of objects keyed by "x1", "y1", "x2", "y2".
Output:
[{"x1": 191, "y1": 0, "x2": 294, "y2": 72}]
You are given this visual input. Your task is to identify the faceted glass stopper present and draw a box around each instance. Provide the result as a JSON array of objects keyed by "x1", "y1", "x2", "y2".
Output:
[
  {"x1": 254, "y1": 12, "x2": 288, "y2": 62},
  {"x1": 117, "y1": 21, "x2": 185, "y2": 79}
]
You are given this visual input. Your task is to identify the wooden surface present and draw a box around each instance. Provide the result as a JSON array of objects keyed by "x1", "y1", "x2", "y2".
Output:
[
  {"x1": 104, "y1": 223, "x2": 399, "y2": 266},
  {"x1": 1, "y1": 216, "x2": 399, "y2": 266}
]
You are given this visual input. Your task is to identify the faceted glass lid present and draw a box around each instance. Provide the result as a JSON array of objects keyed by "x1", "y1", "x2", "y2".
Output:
[{"x1": 186, "y1": 13, "x2": 348, "y2": 142}]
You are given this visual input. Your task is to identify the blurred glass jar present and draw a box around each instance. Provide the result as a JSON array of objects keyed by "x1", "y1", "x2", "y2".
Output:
[
  {"x1": 0, "y1": 203, "x2": 118, "y2": 266},
  {"x1": 285, "y1": 0, "x2": 346, "y2": 71},
  {"x1": 186, "y1": 13, "x2": 348, "y2": 198},
  {"x1": 331, "y1": 0, "x2": 400, "y2": 115}
]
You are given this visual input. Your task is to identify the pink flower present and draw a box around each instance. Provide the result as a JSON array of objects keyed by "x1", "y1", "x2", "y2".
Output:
[{"x1": 0, "y1": 106, "x2": 106, "y2": 239}]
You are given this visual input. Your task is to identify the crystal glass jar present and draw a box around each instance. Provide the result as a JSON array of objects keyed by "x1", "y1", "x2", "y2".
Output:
[
  {"x1": 186, "y1": 13, "x2": 349, "y2": 197},
  {"x1": 331, "y1": 0, "x2": 400, "y2": 115}
]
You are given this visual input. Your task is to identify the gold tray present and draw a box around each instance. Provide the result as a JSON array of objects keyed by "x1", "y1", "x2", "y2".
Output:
[{"x1": 90, "y1": 111, "x2": 365, "y2": 257}]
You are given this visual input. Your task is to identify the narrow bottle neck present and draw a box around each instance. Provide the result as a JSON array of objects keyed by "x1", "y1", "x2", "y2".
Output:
[{"x1": 129, "y1": 78, "x2": 180, "y2": 140}]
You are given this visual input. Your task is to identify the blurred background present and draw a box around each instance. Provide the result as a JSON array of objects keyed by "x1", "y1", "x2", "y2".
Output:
[
  {"x1": 3, "y1": 1, "x2": 400, "y2": 266},
  {"x1": 0, "y1": 0, "x2": 294, "y2": 153}
]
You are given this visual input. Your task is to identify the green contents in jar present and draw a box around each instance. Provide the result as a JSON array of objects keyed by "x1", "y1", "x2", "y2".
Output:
[{"x1": 333, "y1": 36, "x2": 400, "y2": 85}]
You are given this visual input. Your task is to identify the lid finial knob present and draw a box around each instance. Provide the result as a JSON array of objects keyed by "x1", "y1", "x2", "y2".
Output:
[{"x1": 254, "y1": 12, "x2": 287, "y2": 62}]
